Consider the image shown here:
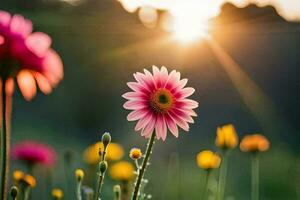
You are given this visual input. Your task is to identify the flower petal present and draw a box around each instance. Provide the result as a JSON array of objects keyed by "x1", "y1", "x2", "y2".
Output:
[
  {"x1": 17, "y1": 70, "x2": 37, "y2": 101},
  {"x1": 26, "y1": 32, "x2": 52, "y2": 57},
  {"x1": 127, "y1": 109, "x2": 148, "y2": 121},
  {"x1": 123, "y1": 100, "x2": 147, "y2": 110}
]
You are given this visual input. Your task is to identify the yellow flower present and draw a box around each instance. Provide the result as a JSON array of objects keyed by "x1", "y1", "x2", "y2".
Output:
[
  {"x1": 83, "y1": 142, "x2": 124, "y2": 164},
  {"x1": 240, "y1": 134, "x2": 270, "y2": 152},
  {"x1": 13, "y1": 170, "x2": 36, "y2": 188},
  {"x1": 75, "y1": 169, "x2": 84, "y2": 181},
  {"x1": 109, "y1": 161, "x2": 135, "y2": 181},
  {"x1": 129, "y1": 148, "x2": 142, "y2": 160},
  {"x1": 215, "y1": 124, "x2": 239, "y2": 149},
  {"x1": 52, "y1": 188, "x2": 64, "y2": 199},
  {"x1": 196, "y1": 150, "x2": 221, "y2": 170},
  {"x1": 13, "y1": 170, "x2": 24, "y2": 182},
  {"x1": 22, "y1": 175, "x2": 36, "y2": 188}
]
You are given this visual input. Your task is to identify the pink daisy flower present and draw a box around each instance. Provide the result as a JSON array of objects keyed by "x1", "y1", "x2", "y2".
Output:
[
  {"x1": 122, "y1": 66, "x2": 198, "y2": 141},
  {"x1": 12, "y1": 141, "x2": 56, "y2": 167},
  {"x1": 0, "y1": 10, "x2": 63, "y2": 100}
]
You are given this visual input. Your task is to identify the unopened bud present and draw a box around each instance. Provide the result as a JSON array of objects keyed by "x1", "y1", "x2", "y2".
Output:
[
  {"x1": 113, "y1": 185, "x2": 121, "y2": 200},
  {"x1": 10, "y1": 186, "x2": 18, "y2": 199},
  {"x1": 102, "y1": 132, "x2": 111, "y2": 148},
  {"x1": 99, "y1": 161, "x2": 108, "y2": 174}
]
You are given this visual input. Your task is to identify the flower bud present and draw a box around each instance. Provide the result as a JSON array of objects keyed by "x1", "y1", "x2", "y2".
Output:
[
  {"x1": 129, "y1": 148, "x2": 142, "y2": 160},
  {"x1": 113, "y1": 185, "x2": 121, "y2": 199},
  {"x1": 75, "y1": 169, "x2": 84, "y2": 182},
  {"x1": 196, "y1": 150, "x2": 221, "y2": 170},
  {"x1": 101, "y1": 132, "x2": 111, "y2": 148},
  {"x1": 10, "y1": 186, "x2": 18, "y2": 199},
  {"x1": 99, "y1": 161, "x2": 108, "y2": 174},
  {"x1": 215, "y1": 124, "x2": 238, "y2": 150}
]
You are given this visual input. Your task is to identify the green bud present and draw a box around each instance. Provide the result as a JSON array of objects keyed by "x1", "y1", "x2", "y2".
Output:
[
  {"x1": 101, "y1": 132, "x2": 111, "y2": 148},
  {"x1": 10, "y1": 186, "x2": 18, "y2": 198},
  {"x1": 113, "y1": 185, "x2": 121, "y2": 200},
  {"x1": 99, "y1": 161, "x2": 108, "y2": 174}
]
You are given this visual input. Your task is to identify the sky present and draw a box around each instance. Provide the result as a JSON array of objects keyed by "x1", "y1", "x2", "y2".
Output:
[{"x1": 118, "y1": 0, "x2": 300, "y2": 21}]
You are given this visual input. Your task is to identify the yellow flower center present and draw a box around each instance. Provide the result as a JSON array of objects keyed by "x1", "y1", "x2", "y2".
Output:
[{"x1": 149, "y1": 88, "x2": 174, "y2": 113}]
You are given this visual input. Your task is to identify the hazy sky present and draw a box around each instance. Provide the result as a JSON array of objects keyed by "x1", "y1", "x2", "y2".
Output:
[{"x1": 118, "y1": 0, "x2": 300, "y2": 21}]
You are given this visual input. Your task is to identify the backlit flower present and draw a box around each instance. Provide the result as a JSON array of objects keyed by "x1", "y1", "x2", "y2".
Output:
[
  {"x1": 215, "y1": 124, "x2": 239, "y2": 149},
  {"x1": 83, "y1": 142, "x2": 124, "y2": 164},
  {"x1": 196, "y1": 150, "x2": 221, "y2": 170},
  {"x1": 129, "y1": 148, "x2": 142, "y2": 160},
  {"x1": 13, "y1": 170, "x2": 36, "y2": 188},
  {"x1": 0, "y1": 10, "x2": 63, "y2": 100},
  {"x1": 109, "y1": 161, "x2": 135, "y2": 181},
  {"x1": 240, "y1": 134, "x2": 270, "y2": 152},
  {"x1": 123, "y1": 66, "x2": 198, "y2": 140},
  {"x1": 12, "y1": 141, "x2": 56, "y2": 166}
]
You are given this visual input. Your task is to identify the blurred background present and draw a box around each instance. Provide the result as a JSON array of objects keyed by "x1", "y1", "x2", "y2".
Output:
[{"x1": 0, "y1": 0, "x2": 299, "y2": 199}]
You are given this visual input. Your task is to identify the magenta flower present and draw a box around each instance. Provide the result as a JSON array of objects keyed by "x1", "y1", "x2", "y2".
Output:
[
  {"x1": 0, "y1": 10, "x2": 63, "y2": 100},
  {"x1": 12, "y1": 141, "x2": 56, "y2": 166},
  {"x1": 123, "y1": 66, "x2": 198, "y2": 141}
]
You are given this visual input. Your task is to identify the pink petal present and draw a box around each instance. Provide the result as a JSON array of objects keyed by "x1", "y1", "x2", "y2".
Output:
[
  {"x1": 123, "y1": 100, "x2": 147, "y2": 110},
  {"x1": 17, "y1": 70, "x2": 37, "y2": 101},
  {"x1": 160, "y1": 66, "x2": 169, "y2": 87},
  {"x1": 141, "y1": 116, "x2": 156, "y2": 137},
  {"x1": 0, "y1": 11, "x2": 11, "y2": 27},
  {"x1": 171, "y1": 109, "x2": 194, "y2": 123},
  {"x1": 42, "y1": 50, "x2": 63, "y2": 86},
  {"x1": 10, "y1": 14, "x2": 32, "y2": 37},
  {"x1": 164, "y1": 70, "x2": 179, "y2": 89},
  {"x1": 171, "y1": 78, "x2": 188, "y2": 93},
  {"x1": 174, "y1": 87, "x2": 195, "y2": 99},
  {"x1": 152, "y1": 65, "x2": 163, "y2": 88},
  {"x1": 122, "y1": 92, "x2": 145, "y2": 100},
  {"x1": 165, "y1": 114, "x2": 179, "y2": 137},
  {"x1": 155, "y1": 115, "x2": 167, "y2": 140},
  {"x1": 26, "y1": 32, "x2": 52, "y2": 57},
  {"x1": 0, "y1": 35, "x2": 4, "y2": 45},
  {"x1": 127, "y1": 109, "x2": 148, "y2": 121},
  {"x1": 135, "y1": 112, "x2": 153, "y2": 131},
  {"x1": 34, "y1": 72, "x2": 52, "y2": 94},
  {"x1": 168, "y1": 112, "x2": 189, "y2": 132},
  {"x1": 176, "y1": 99, "x2": 199, "y2": 109}
]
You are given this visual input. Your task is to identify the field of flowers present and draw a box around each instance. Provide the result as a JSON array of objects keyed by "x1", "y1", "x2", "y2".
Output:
[{"x1": 0, "y1": 0, "x2": 299, "y2": 200}]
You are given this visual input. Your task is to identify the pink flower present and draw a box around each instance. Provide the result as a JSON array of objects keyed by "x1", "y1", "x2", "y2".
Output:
[
  {"x1": 0, "y1": 10, "x2": 63, "y2": 100},
  {"x1": 12, "y1": 141, "x2": 56, "y2": 166},
  {"x1": 123, "y1": 66, "x2": 198, "y2": 141}
]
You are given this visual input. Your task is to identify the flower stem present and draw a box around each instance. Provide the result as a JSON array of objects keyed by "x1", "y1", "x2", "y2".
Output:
[
  {"x1": 76, "y1": 181, "x2": 82, "y2": 200},
  {"x1": 251, "y1": 153, "x2": 259, "y2": 200},
  {"x1": 201, "y1": 170, "x2": 210, "y2": 200},
  {"x1": 0, "y1": 79, "x2": 8, "y2": 200},
  {"x1": 96, "y1": 173, "x2": 104, "y2": 200},
  {"x1": 132, "y1": 133, "x2": 156, "y2": 200},
  {"x1": 217, "y1": 150, "x2": 228, "y2": 200}
]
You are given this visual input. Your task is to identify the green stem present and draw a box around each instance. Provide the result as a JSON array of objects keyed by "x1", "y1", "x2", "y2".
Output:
[
  {"x1": 251, "y1": 153, "x2": 259, "y2": 200},
  {"x1": 23, "y1": 186, "x2": 30, "y2": 200},
  {"x1": 95, "y1": 146, "x2": 107, "y2": 200},
  {"x1": 217, "y1": 151, "x2": 228, "y2": 200},
  {"x1": 76, "y1": 181, "x2": 82, "y2": 200},
  {"x1": 201, "y1": 170, "x2": 210, "y2": 200},
  {"x1": 132, "y1": 133, "x2": 156, "y2": 200},
  {"x1": 0, "y1": 79, "x2": 8, "y2": 200}
]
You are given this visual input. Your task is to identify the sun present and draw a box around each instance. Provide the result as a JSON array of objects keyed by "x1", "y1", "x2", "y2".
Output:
[{"x1": 172, "y1": 18, "x2": 209, "y2": 43}]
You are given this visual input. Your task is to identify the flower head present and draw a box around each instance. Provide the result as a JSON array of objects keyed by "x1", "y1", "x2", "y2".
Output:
[
  {"x1": 196, "y1": 150, "x2": 221, "y2": 170},
  {"x1": 51, "y1": 188, "x2": 63, "y2": 200},
  {"x1": 0, "y1": 10, "x2": 63, "y2": 100},
  {"x1": 240, "y1": 134, "x2": 270, "y2": 153},
  {"x1": 75, "y1": 169, "x2": 84, "y2": 181},
  {"x1": 13, "y1": 170, "x2": 36, "y2": 188},
  {"x1": 12, "y1": 141, "x2": 56, "y2": 166},
  {"x1": 215, "y1": 124, "x2": 239, "y2": 149},
  {"x1": 129, "y1": 148, "x2": 142, "y2": 160},
  {"x1": 83, "y1": 142, "x2": 124, "y2": 165},
  {"x1": 123, "y1": 66, "x2": 198, "y2": 141},
  {"x1": 109, "y1": 161, "x2": 135, "y2": 181}
]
